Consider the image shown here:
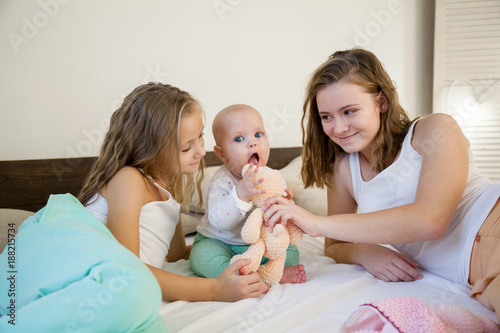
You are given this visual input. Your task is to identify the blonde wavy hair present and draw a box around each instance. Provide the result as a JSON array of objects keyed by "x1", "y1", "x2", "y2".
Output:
[
  {"x1": 301, "y1": 48, "x2": 413, "y2": 189},
  {"x1": 79, "y1": 82, "x2": 205, "y2": 210}
]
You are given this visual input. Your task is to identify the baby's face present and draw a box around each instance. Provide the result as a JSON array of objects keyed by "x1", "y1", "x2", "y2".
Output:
[{"x1": 217, "y1": 109, "x2": 270, "y2": 179}]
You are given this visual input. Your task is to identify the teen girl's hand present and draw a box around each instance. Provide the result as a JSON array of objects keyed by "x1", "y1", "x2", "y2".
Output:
[
  {"x1": 236, "y1": 165, "x2": 265, "y2": 202},
  {"x1": 262, "y1": 196, "x2": 323, "y2": 237},
  {"x1": 214, "y1": 258, "x2": 268, "y2": 301},
  {"x1": 353, "y1": 244, "x2": 423, "y2": 282}
]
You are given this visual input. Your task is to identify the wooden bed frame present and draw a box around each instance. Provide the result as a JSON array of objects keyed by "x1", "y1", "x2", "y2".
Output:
[{"x1": 0, "y1": 147, "x2": 303, "y2": 212}]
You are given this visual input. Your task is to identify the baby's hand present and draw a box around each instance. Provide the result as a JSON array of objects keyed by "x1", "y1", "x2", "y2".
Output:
[{"x1": 236, "y1": 165, "x2": 265, "y2": 202}]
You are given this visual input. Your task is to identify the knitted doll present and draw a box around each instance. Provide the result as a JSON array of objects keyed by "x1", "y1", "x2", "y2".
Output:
[{"x1": 230, "y1": 164, "x2": 303, "y2": 287}]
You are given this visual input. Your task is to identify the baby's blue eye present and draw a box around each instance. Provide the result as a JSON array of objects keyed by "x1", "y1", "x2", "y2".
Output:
[
  {"x1": 234, "y1": 136, "x2": 243, "y2": 143},
  {"x1": 255, "y1": 132, "x2": 263, "y2": 138}
]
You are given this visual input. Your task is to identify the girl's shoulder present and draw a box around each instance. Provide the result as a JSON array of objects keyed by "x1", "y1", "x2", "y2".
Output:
[
  {"x1": 111, "y1": 166, "x2": 146, "y2": 184},
  {"x1": 103, "y1": 167, "x2": 150, "y2": 197},
  {"x1": 411, "y1": 113, "x2": 465, "y2": 153},
  {"x1": 414, "y1": 113, "x2": 457, "y2": 132}
]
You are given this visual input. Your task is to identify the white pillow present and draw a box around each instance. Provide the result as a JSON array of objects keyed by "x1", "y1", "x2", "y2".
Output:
[
  {"x1": 278, "y1": 156, "x2": 303, "y2": 195},
  {"x1": 181, "y1": 212, "x2": 204, "y2": 235},
  {"x1": 279, "y1": 157, "x2": 327, "y2": 216},
  {"x1": 188, "y1": 166, "x2": 219, "y2": 214},
  {"x1": 294, "y1": 185, "x2": 327, "y2": 216}
]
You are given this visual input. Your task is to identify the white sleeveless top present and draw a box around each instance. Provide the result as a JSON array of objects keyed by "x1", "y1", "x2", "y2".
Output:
[
  {"x1": 349, "y1": 119, "x2": 500, "y2": 285},
  {"x1": 85, "y1": 181, "x2": 180, "y2": 269}
]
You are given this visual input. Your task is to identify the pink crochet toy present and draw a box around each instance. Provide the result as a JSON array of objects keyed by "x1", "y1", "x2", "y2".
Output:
[
  {"x1": 341, "y1": 297, "x2": 500, "y2": 333},
  {"x1": 229, "y1": 164, "x2": 303, "y2": 287}
]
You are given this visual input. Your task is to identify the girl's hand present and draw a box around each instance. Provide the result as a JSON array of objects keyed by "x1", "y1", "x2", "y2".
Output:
[
  {"x1": 214, "y1": 259, "x2": 268, "y2": 301},
  {"x1": 236, "y1": 165, "x2": 265, "y2": 202},
  {"x1": 354, "y1": 244, "x2": 423, "y2": 282},
  {"x1": 262, "y1": 196, "x2": 323, "y2": 237}
]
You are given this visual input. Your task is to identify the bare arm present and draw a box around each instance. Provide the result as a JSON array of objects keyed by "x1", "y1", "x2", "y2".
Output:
[
  {"x1": 166, "y1": 212, "x2": 190, "y2": 262},
  {"x1": 323, "y1": 154, "x2": 358, "y2": 263},
  {"x1": 265, "y1": 114, "x2": 469, "y2": 245},
  {"x1": 323, "y1": 114, "x2": 468, "y2": 244},
  {"x1": 148, "y1": 259, "x2": 264, "y2": 302},
  {"x1": 103, "y1": 167, "x2": 265, "y2": 301},
  {"x1": 324, "y1": 156, "x2": 421, "y2": 281},
  {"x1": 104, "y1": 167, "x2": 146, "y2": 256}
]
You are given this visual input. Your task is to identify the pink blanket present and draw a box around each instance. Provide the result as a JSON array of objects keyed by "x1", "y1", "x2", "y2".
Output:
[{"x1": 341, "y1": 297, "x2": 499, "y2": 333}]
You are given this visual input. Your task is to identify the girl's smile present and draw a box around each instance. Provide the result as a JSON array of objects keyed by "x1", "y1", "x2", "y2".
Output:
[{"x1": 337, "y1": 132, "x2": 358, "y2": 142}]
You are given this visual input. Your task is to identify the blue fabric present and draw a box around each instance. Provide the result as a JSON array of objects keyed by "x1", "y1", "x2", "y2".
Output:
[{"x1": 0, "y1": 194, "x2": 168, "y2": 332}]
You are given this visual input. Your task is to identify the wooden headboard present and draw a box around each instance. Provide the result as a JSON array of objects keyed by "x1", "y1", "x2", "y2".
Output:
[{"x1": 0, "y1": 147, "x2": 302, "y2": 212}]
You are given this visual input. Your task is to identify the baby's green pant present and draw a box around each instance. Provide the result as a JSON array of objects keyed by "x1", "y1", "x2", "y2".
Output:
[{"x1": 189, "y1": 233, "x2": 300, "y2": 278}]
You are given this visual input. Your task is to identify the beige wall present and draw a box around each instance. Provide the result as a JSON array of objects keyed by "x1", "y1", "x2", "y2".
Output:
[{"x1": 0, "y1": 0, "x2": 435, "y2": 160}]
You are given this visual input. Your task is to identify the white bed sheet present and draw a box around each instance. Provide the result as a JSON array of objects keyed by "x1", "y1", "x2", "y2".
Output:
[{"x1": 160, "y1": 235, "x2": 497, "y2": 332}]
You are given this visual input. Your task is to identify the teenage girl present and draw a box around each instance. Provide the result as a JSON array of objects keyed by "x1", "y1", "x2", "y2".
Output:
[
  {"x1": 263, "y1": 49, "x2": 500, "y2": 321},
  {"x1": 79, "y1": 82, "x2": 266, "y2": 301}
]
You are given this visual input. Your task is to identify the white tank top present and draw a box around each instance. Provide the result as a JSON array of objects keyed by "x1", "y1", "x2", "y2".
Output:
[
  {"x1": 85, "y1": 181, "x2": 180, "y2": 269},
  {"x1": 349, "y1": 120, "x2": 500, "y2": 285}
]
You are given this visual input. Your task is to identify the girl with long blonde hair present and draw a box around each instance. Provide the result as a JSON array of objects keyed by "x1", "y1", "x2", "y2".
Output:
[{"x1": 80, "y1": 82, "x2": 267, "y2": 301}]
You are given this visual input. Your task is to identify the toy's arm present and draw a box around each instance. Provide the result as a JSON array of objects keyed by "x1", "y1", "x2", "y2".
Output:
[
  {"x1": 241, "y1": 208, "x2": 264, "y2": 243},
  {"x1": 287, "y1": 223, "x2": 303, "y2": 245}
]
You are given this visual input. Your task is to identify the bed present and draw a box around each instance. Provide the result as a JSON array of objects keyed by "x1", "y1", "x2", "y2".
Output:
[{"x1": 0, "y1": 147, "x2": 498, "y2": 331}]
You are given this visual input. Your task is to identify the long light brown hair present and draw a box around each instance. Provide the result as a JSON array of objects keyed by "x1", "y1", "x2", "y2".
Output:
[
  {"x1": 301, "y1": 48, "x2": 413, "y2": 189},
  {"x1": 79, "y1": 82, "x2": 205, "y2": 209}
]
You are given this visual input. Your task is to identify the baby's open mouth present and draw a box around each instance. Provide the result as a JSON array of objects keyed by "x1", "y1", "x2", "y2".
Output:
[{"x1": 248, "y1": 153, "x2": 260, "y2": 165}]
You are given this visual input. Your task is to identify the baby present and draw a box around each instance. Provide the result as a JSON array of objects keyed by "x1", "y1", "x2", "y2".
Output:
[{"x1": 189, "y1": 104, "x2": 306, "y2": 288}]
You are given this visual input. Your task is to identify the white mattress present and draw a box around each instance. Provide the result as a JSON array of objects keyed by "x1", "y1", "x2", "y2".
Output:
[{"x1": 160, "y1": 235, "x2": 497, "y2": 332}]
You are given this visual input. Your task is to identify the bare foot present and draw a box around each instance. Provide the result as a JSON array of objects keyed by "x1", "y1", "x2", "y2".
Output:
[{"x1": 279, "y1": 265, "x2": 306, "y2": 284}]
